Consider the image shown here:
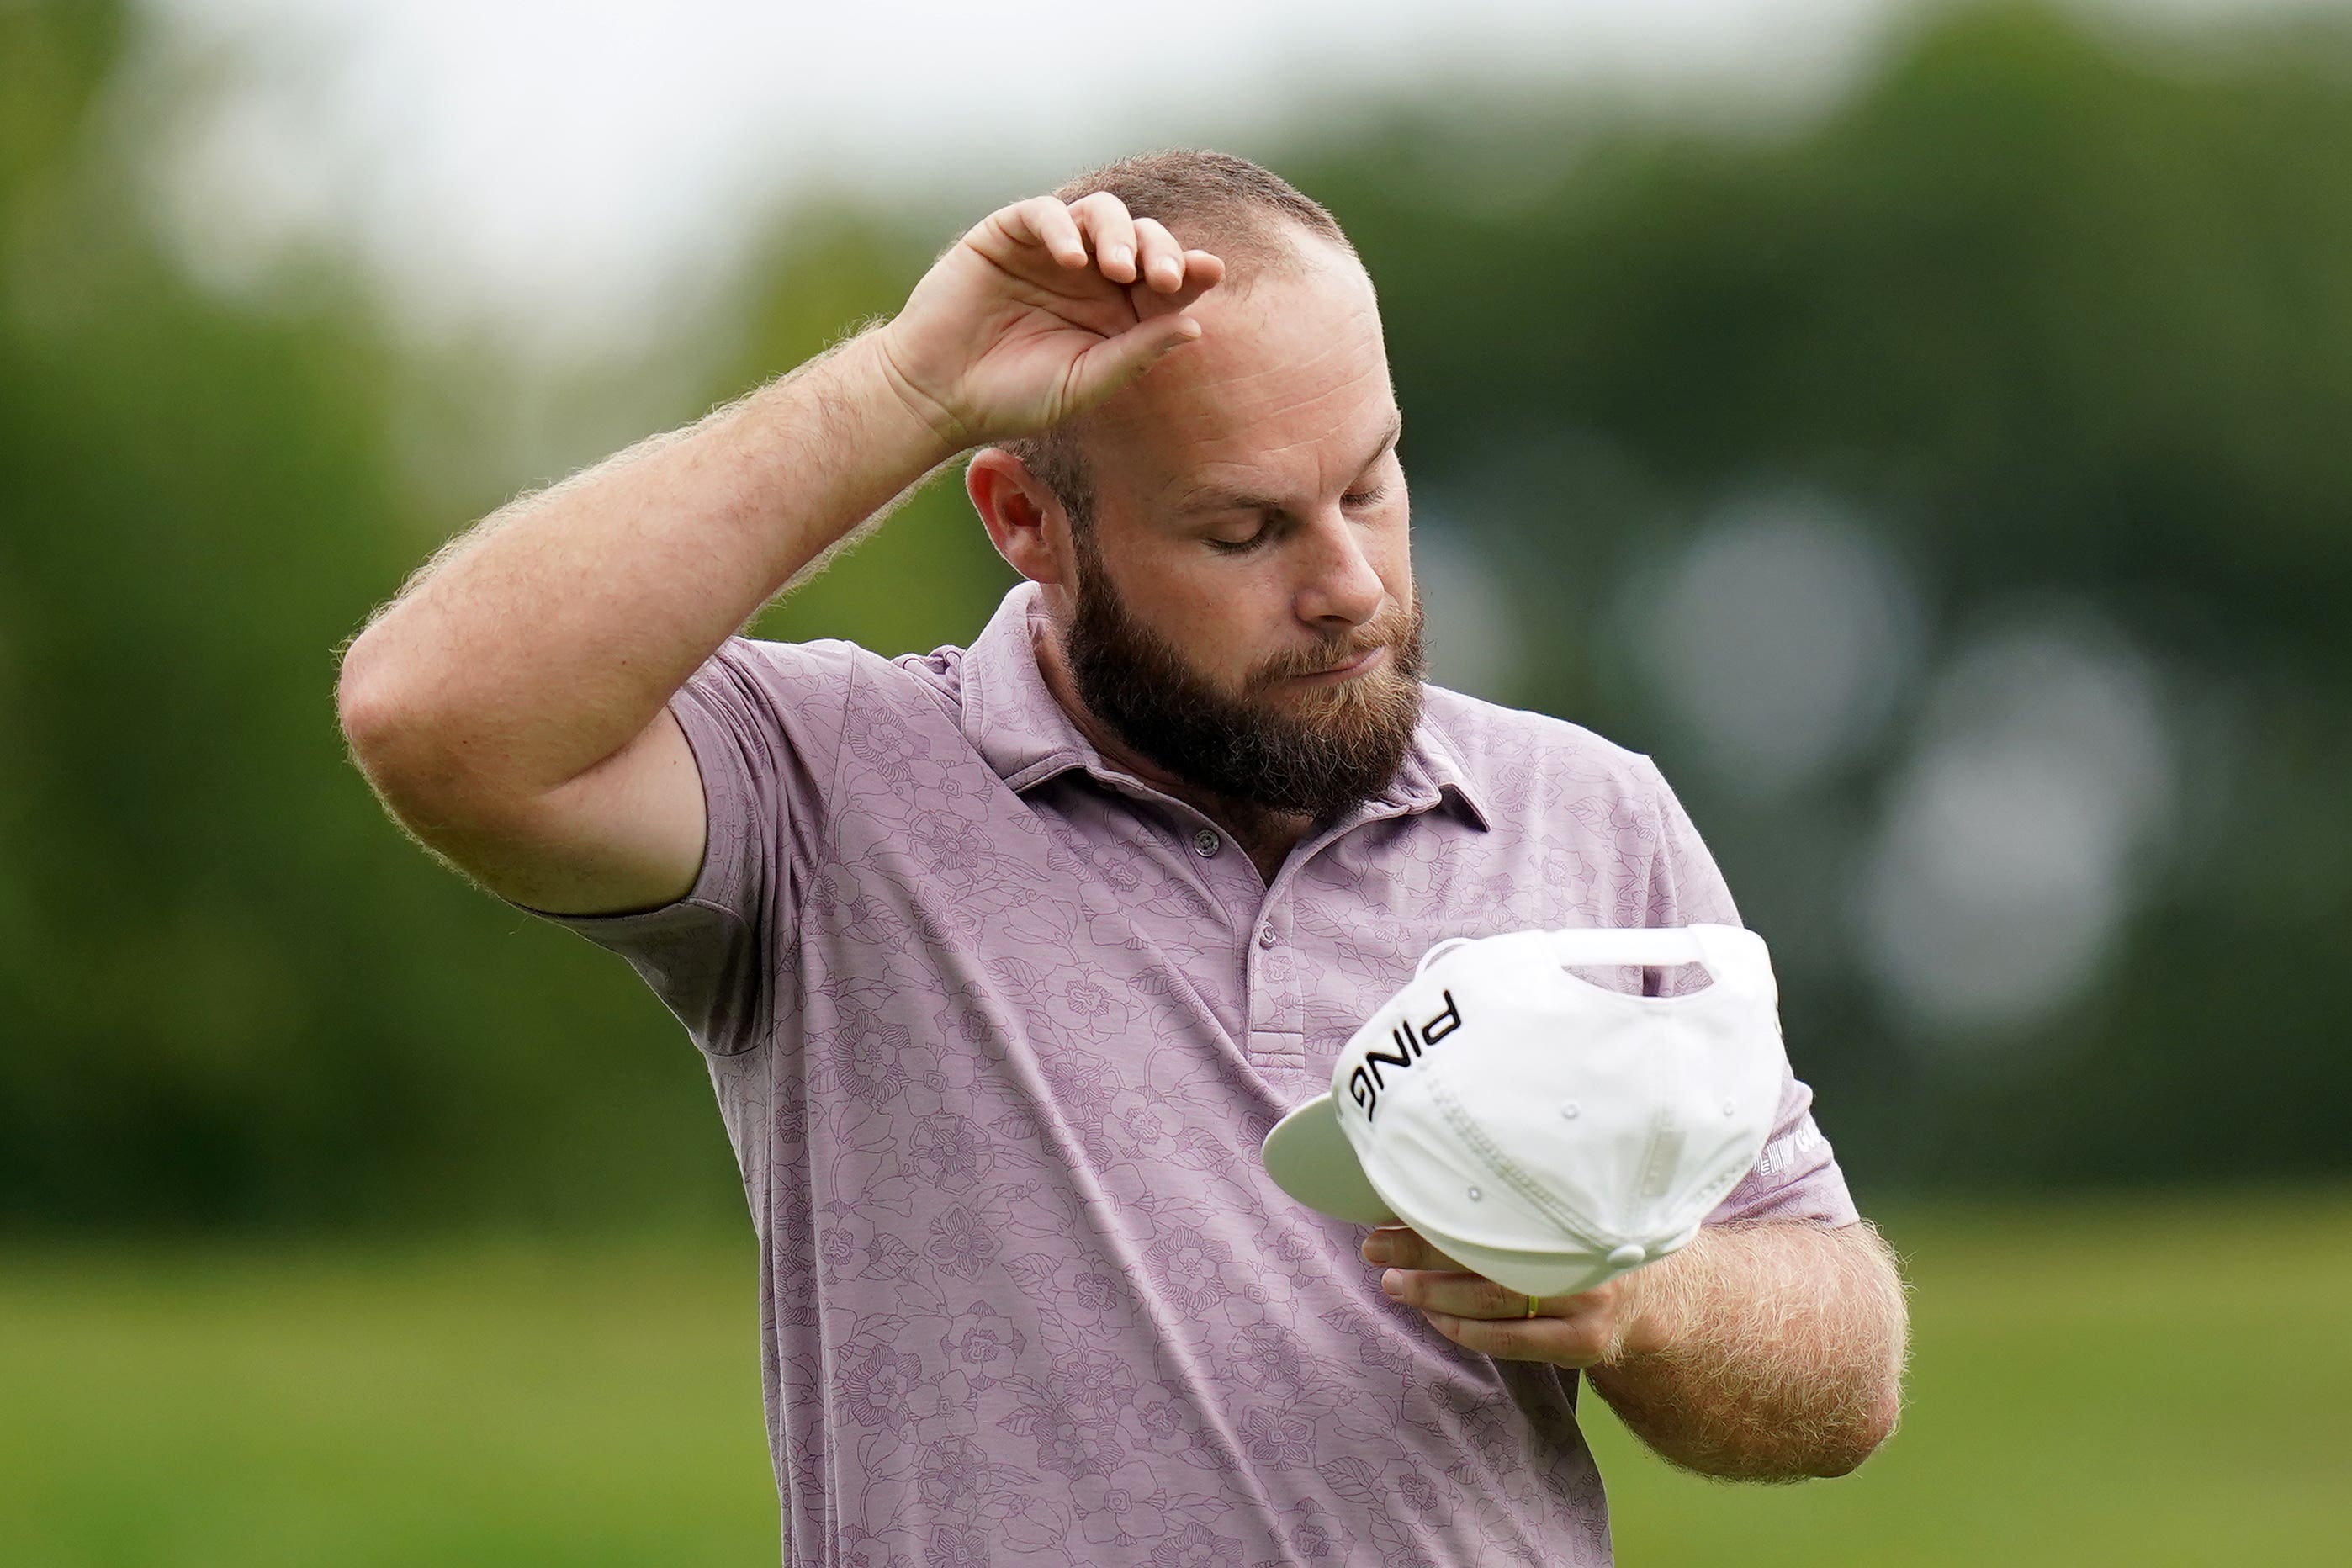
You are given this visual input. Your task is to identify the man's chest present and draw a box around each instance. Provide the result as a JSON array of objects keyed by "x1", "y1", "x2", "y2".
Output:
[{"x1": 813, "y1": 771, "x2": 1634, "y2": 1092}]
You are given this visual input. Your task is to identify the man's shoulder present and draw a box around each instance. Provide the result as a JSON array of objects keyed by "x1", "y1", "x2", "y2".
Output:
[
  {"x1": 707, "y1": 634, "x2": 968, "y2": 715},
  {"x1": 1419, "y1": 684, "x2": 1668, "y2": 802}
]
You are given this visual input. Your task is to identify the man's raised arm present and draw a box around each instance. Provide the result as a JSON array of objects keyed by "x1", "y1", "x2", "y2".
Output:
[{"x1": 335, "y1": 194, "x2": 1223, "y2": 914}]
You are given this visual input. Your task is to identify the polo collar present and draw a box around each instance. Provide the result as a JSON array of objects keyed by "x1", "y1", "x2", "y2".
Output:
[{"x1": 957, "y1": 580, "x2": 1491, "y2": 831}]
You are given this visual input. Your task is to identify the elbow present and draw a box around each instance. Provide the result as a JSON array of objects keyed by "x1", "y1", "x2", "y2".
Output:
[
  {"x1": 1801, "y1": 1221, "x2": 1909, "y2": 1478},
  {"x1": 1802, "y1": 1378, "x2": 1904, "y2": 1480},
  {"x1": 1801, "y1": 1432, "x2": 1887, "y2": 1481},
  {"x1": 335, "y1": 627, "x2": 395, "y2": 766},
  {"x1": 335, "y1": 624, "x2": 426, "y2": 795},
  {"x1": 335, "y1": 622, "x2": 480, "y2": 821}
]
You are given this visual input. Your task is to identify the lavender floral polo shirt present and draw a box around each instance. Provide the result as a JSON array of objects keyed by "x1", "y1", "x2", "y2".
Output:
[{"x1": 544, "y1": 580, "x2": 1858, "y2": 1567}]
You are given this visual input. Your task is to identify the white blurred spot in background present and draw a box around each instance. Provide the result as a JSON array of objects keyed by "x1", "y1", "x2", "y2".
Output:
[
  {"x1": 1413, "y1": 516, "x2": 1523, "y2": 702},
  {"x1": 1631, "y1": 490, "x2": 1920, "y2": 799},
  {"x1": 133, "y1": 0, "x2": 2315, "y2": 352},
  {"x1": 1857, "y1": 607, "x2": 2176, "y2": 1041},
  {"x1": 136, "y1": 0, "x2": 1905, "y2": 350}
]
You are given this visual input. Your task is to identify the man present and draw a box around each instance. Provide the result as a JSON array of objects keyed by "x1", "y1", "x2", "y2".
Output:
[{"x1": 338, "y1": 150, "x2": 1906, "y2": 1565}]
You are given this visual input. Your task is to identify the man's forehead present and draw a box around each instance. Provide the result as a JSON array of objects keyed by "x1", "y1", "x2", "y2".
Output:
[
  {"x1": 1166, "y1": 408, "x2": 1404, "y2": 515},
  {"x1": 1089, "y1": 257, "x2": 1395, "y2": 500}
]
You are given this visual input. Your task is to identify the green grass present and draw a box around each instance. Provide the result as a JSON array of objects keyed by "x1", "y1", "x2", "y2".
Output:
[
  {"x1": 3, "y1": 1194, "x2": 2348, "y2": 1565},
  {"x1": 0, "y1": 1238, "x2": 779, "y2": 1566}
]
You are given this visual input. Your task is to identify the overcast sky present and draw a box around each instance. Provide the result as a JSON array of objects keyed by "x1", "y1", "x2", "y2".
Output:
[{"x1": 142, "y1": 0, "x2": 2320, "y2": 347}]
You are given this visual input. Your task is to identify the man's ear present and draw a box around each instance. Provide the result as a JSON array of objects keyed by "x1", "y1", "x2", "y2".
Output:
[{"x1": 967, "y1": 448, "x2": 1071, "y2": 587}]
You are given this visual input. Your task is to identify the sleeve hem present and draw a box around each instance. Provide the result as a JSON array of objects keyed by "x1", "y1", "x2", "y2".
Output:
[{"x1": 500, "y1": 670, "x2": 756, "y2": 934}]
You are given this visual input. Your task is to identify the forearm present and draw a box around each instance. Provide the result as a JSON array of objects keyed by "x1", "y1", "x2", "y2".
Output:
[
  {"x1": 336, "y1": 328, "x2": 952, "y2": 808},
  {"x1": 1587, "y1": 1220, "x2": 1908, "y2": 1480}
]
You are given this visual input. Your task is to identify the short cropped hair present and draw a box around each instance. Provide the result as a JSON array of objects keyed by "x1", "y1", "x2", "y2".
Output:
[{"x1": 994, "y1": 149, "x2": 1358, "y2": 530}]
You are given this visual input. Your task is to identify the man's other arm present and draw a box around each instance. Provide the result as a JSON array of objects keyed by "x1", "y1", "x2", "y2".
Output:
[
  {"x1": 1370, "y1": 1219, "x2": 1908, "y2": 1480},
  {"x1": 335, "y1": 195, "x2": 1222, "y2": 915},
  {"x1": 1583, "y1": 1219, "x2": 1907, "y2": 1478}
]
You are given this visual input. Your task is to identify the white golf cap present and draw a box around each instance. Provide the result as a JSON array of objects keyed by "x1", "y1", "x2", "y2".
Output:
[{"x1": 1261, "y1": 924, "x2": 1785, "y2": 1299}]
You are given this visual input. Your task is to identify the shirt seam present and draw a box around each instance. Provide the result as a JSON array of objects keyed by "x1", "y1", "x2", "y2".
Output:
[
  {"x1": 803, "y1": 646, "x2": 859, "y2": 968},
  {"x1": 682, "y1": 654, "x2": 780, "y2": 1057}
]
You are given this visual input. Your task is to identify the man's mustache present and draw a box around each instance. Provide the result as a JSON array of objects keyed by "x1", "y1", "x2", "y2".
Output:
[{"x1": 1246, "y1": 606, "x2": 1417, "y2": 690}]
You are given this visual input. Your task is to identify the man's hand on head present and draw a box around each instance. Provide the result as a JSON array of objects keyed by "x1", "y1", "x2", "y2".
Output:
[
  {"x1": 1360, "y1": 1225, "x2": 1670, "y2": 1370},
  {"x1": 875, "y1": 191, "x2": 1226, "y2": 453}
]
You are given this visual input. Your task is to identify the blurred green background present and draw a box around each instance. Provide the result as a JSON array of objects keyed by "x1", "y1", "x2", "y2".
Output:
[{"x1": 4, "y1": 0, "x2": 2349, "y2": 1560}]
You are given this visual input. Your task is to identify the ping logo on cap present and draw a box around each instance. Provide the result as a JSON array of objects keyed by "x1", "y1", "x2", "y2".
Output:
[{"x1": 1346, "y1": 990, "x2": 1464, "y2": 1122}]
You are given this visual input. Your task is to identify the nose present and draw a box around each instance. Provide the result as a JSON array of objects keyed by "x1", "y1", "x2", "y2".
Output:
[{"x1": 1291, "y1": 511, "x2": 1387, "y2": 632}]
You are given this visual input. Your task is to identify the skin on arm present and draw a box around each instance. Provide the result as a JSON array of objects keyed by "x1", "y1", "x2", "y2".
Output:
[
  {"x1": 1364, "y1": 1218, "x2": 1909, "y2": 1481},
  {"x1": 334, "y1": 193, "x2": 1223, "y2": 914}
]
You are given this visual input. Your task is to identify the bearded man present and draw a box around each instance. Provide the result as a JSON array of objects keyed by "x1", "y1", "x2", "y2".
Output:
[{"x1": 337, "y1": 149, "x2": 1907, "y2": 1567}]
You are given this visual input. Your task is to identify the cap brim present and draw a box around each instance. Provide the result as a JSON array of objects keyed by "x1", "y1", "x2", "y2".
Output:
[
  {"x1": 1263, "y1": 1099, "x2": 1688, "y2": 1299},
  {"x1": 1261, "y1": 1095, "x2": 1398, "y2": 1226}
]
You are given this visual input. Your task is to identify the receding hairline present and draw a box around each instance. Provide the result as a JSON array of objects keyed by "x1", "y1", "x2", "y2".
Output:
[
  {"x1": 1045, "y1": 146, "x2": 1357, "y2": 274},
  {"x1": 993, "y1": 148, "x2": 1367, "y2": 528}
]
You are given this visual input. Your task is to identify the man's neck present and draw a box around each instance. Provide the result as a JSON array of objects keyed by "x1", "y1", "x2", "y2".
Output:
[{"x1": 1029, "y1": 620, "x2": 1311, "y2": 882}]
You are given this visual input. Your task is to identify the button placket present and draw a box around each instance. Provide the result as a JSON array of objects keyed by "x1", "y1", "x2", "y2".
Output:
[{"x1": 1242, "y1": 898, "x2": 1305, "y2": 1067}]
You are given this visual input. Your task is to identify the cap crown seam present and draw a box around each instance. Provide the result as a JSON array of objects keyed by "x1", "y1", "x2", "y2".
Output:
[{"x1": 1430, "y1": 1070, "x2": 1621, "y2": 1250}]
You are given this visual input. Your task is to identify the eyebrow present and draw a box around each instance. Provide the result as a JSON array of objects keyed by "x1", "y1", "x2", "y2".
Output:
[{"x1": 1173, "y1": 411, "x2": 1405, "y2": 517}]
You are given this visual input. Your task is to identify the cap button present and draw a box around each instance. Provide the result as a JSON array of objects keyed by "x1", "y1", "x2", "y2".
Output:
[{"x1": 1606, "y1": 1243, "x2": 1646, "y2": 1269}]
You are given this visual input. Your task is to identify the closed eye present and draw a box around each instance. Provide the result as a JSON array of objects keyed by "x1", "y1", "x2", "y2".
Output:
[{"x1": 1204, "y1": 484, "x2": 1391, "y2": 554}]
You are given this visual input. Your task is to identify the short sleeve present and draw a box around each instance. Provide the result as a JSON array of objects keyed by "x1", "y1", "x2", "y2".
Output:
[
  {"x1": 1639, "y1": 757, "x2": 1862, "y2": 1229},
  {"x1": 532, "y1": 637, "x2": 856, "y2": 1057}
]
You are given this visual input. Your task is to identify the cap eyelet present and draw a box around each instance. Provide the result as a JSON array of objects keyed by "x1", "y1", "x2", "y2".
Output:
[
  {"x1": 1560, "y1": 1102, "x2": 1580, "y2": 1120},
  {"x1": 1465, "y1": 1185, "x2": 1482, "y2": 1201}
]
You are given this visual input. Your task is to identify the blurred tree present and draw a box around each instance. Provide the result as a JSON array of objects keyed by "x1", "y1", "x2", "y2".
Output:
[
  {"x1": 0, "y1": 0, "x2": 744, "y2": 1229},
  {"x1": 4, "y1": 1, "x2": 2348, "y2": 1228},
  {"x1": 1285, "y1": 2, "x2": 2352, "y2": 1189},
  {"x1": 717, "y1": 204, "x2": 1019, "y2": 652}
]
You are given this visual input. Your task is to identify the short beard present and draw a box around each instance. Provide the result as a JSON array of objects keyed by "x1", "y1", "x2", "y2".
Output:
[{"x1": 1063, "y1": 527, "x2": 1428, "y2": 821}]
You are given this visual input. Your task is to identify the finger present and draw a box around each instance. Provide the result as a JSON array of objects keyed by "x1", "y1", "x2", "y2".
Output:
[
  {"x1": 1421, "y1": 1310, "x2": 1547, "y2": 1360},
  {"x1": 1003, "y1": 197, "x2": 1087, "y2": 269},
  {"x1": 1163, "y1": 248, "x2": 1225, "y2": 312},
  {"x1": 1066, "y1": 312, "x2": 1203, "y2": 404},
  {"x1": 1418, "y1": 1300, "x2": 1627, "y2": 1368},
  {"x1": 1360, "y1": 1226, "x2": 1467, "y2": 1273},
  {"x1": 1381, "y1": 1268, "x2": 1528, "y2": 1320},
  {"x1": 1428, "y1": 1307, "x2": 1622, "y2": 1367},
  {"x1": 1131, "y1": 218, "x2": 1185, "y2": 294},
  {"x1": 1069, "y1": 191, "x2": 1141, "y2": 284},
  {"x1": 1421, "y1": 1310, "x2": 1608, "y2": 1364}
]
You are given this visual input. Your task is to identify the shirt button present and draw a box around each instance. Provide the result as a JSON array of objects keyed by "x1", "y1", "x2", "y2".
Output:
[
  {"x1": 1258, "y1": 924, "x2": 1278, "y2": 949},
  {"x1": 1192, "y1": 829, "x2": 1221, "y2": 858}
]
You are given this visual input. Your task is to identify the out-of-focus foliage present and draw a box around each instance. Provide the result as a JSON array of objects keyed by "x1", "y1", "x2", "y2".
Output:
[
  {"x1": 722, "y1": 208, "x2": 1020, "y2": 654},
  {"x1": 0, "y1": 0, "x2": 745, "y2": 1228},
  {"x1": 3, "y1": 0, "x2": 2348, "y2": 1227},
  {"x1": 1285, "y1": 6, "x2": 2352, "y2": 1189}
]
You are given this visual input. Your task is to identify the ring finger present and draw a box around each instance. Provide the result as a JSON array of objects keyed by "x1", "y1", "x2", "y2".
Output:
[{"x1": 1382, "y1": 1268, "x2": 1535, "y2": 1320}]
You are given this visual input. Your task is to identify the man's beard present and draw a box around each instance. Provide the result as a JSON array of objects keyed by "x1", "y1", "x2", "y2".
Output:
[{"x1": 1063, "y1": 528, "x2": 1428, "y2": 821}]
